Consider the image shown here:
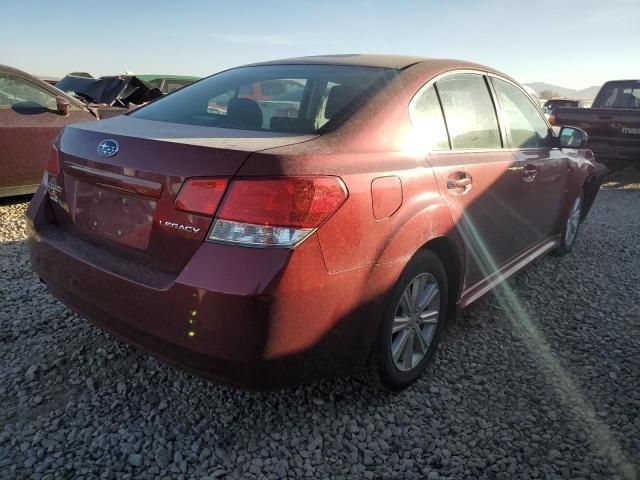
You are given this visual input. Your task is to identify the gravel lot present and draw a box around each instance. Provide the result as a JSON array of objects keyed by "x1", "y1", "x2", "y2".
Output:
[{"x1": 1, "y1": 181, "x2": 638, "y2": 480}]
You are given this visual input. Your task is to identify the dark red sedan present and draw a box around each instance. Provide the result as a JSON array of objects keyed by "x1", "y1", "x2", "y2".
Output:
[
  {"x1": 26, "y1": 55, "x2": 601, "y2": 390},
  {"x1": 0, "y1": 65, "x2": 95, "y2": 197}
]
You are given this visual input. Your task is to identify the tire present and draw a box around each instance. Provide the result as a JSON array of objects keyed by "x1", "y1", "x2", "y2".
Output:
[
  {"x1": 364, "y1": 249, "x2": 448, "y2": 391},
  {"x1": 554, "y1": 194, "x2": 582, "y2": 256}
]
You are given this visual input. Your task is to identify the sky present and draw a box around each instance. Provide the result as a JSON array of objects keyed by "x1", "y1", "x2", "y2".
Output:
[{"x1": 1, "y1": 0, "x2": 638, "y2": 90}]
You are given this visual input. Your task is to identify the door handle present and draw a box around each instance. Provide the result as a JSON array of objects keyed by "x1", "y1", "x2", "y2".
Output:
[
  {"x1": 446, "y1": 172, "x2": 472, "y2": 193},
  {"x1": 522, "y1": 164, "x2": 538, "y2": 182},
  {"x1": 448, "y1": 177, "x2": 472, "y2": 189}
]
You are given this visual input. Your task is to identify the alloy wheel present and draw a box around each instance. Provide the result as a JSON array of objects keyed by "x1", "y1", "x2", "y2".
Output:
[{"x1": 390, "y1": 273, "x2": 441, "y2": 372}]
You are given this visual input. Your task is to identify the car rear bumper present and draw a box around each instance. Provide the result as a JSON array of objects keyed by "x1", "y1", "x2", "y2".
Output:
[{"x1": 26, "y1": 187, "x2": 399, "y2": 389}]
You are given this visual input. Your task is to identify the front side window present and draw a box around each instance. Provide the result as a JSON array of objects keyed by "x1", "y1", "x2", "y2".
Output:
[
  {"x1": 492, "y1": 78, "x2": 550, "y2": 149},
  {"x1": 132, "y1": 65, "x2": 396, "y2": 134},
  {"x1": 0, "y1": 75, "x2": 57, "y2": 109},
  {"x1": 436, "y1": 74, "x2": 501, "y2": 150},
  {"x1": 409, "y1": 85, "x2": 450, "y2": 151}
]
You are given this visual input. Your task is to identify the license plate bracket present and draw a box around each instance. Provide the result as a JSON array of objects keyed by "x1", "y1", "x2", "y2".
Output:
[{"x1": 74, "y1": 182, "x2": 156, "y2": 249}]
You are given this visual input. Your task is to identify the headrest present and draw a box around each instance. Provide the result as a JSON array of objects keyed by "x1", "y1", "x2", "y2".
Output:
[
  {"x1": 325, "y1": 84, "x2": 363, "y2": 119},
  {"x1": 225, "y1": 97, "x2": 263, "y2": 129}
]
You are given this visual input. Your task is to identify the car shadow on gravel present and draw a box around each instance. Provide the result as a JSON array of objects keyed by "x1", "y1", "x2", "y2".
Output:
[
  {"x1": 2, "y1": 190, "x2": 639, "y2": 479},
  {"x1": 0, "y1": 194, "x2": 32, "y2": 207},
  {"x1": 601, "y1": 166, "x2": 640, "y2": 190}
]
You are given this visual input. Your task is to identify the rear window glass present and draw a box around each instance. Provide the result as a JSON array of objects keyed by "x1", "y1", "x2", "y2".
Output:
[
  {"x1": 131, "y1": 65, "x2": 396, "y2": 133},
  {"x1": 436, "y1": 74, "x2": 502, "y2": 150},
  {"x1": 409, "y1": 86, "x2": 450, "y2": 150},
  {"x1": 597, "y1": 81, "x2": 640, "y2": 108}
]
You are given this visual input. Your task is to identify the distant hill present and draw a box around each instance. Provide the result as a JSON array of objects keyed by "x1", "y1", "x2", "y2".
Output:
[{"x1": 523, "y1": 82, "x2": 601, "y2": 99}]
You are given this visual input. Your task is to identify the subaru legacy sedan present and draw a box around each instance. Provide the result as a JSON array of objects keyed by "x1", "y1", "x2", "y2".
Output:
[{"x1": 26, "y1": 55, "x2": 601, "y2": 390}]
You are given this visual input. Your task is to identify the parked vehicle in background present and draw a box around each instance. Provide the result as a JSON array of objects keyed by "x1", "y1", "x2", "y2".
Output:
[
  {"x1": 27, "y1": 55, "x2": 602, "y2": 390},
  {"x1": 551, "y1": 80, "x2": 640, "y2": 167},
  {"x1": 0, "y1": 65, "x2": 96, "y2": 197},
  {"x1": 135, "y1": 75, "x2": 200, "y2": 94},
  {"x1": 55, "y1": 74, "x2": 163, "y2": 118},
  {"x1": 38, "y1": 76, "x2": 60, "y2": 86},
  {"x1": 542, "y1": 98, "x2": 579, "y2": 117}
]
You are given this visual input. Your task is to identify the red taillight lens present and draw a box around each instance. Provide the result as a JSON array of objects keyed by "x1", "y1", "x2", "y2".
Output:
[
  {"x1": 208, "y1": 176, "x2": 348, "y2": 247},
  {"x1": 218, "y1": 177, "x2": 348, "y2": 228},
  {"x1": 175, "y1": 178, "x2": 228, "y2": 216},
  {"x1": 46, "y1": 144, "x2": 60, "y2": 175}
]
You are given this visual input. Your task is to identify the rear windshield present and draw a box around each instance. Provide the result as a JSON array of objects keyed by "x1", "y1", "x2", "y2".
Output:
[
  {"x1": 596, "y1": 81, "x2": 640, "y2": 108},
  {"x1": 130, "y1": 65, "x2": 396, "y2": 134}
]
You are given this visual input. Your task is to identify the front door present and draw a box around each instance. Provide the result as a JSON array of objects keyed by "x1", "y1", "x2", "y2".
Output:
[
  {"x1": 490, "y1": 77, "x2": 568, "y2": 252},
  {"x1": 0, "y1": 74, "x2": 92, "y2": 195}
]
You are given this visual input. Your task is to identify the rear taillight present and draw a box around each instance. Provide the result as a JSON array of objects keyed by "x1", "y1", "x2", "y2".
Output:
[
  {"x1": 46, "y1": 144, "x2": 60, "y2": 175},
  {"x1": 208, "y1": 176, "x2": 347, "y2": 247},
  {"x1": 175, "y1": 178, "x2": 228, "y2": 216}
]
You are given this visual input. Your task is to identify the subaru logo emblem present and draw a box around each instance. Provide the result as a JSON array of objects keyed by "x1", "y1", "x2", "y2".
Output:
[{"x1": 97, "y1": 139, "x2": 119, "y2": 157}]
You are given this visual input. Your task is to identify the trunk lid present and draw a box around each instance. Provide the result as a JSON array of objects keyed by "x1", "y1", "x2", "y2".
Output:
[{"x1": 51, "y1": 116, "x2": 315, "y2": 274}]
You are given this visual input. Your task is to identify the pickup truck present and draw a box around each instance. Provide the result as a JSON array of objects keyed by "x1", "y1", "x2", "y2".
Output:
[{"x1": 551, "y1": 80, "x2": 640, "y2": 168}]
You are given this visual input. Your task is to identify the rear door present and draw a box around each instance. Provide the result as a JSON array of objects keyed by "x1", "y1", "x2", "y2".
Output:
[
  {"x1": 490, "y1": 76, "x2": 568, "y2": 252},
  {"x1": 0, "y1": 74, "x2": 92, "y2": 195},
  {"x1": 414, "y1": 73, "x2": 524, "y2": 289}
]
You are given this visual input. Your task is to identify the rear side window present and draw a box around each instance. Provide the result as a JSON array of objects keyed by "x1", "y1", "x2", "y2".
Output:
[
  {"x1": 132, "y1": 65, "x2": 396, "y2": 134},
  {"x1": 409, "y1": 86, "x2": 450, "y2": 150},
  {"x1": 492, "y1": 78, "x2": 551, "y2": 149},
  {"x1": 436, "y1": 74, "x2": 501, "y2": 150}
]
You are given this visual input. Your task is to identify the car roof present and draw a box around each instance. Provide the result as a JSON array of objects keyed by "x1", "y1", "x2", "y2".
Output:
[
  {"x1": 241, "y1": 55, "x2": 513, "y2": 80},
  {"x1": 0, "y1": 64, "x2": 88, "y2": 109},
  {"x1": 244, "y1": 54, "x2": 430, "y2": 69}
]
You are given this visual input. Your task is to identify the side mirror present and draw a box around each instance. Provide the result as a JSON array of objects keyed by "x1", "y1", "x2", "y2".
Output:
[
  {"x1": 559, "y1": 126, "x2": 588, "y2": 149},
  {"x1": 56, "y1": 96, "x2": 70, "y2": 116}
]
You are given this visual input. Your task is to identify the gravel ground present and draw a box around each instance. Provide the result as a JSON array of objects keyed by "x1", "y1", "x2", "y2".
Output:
[{"x1": 1, "y1": 182, "x2": 638, "y2": 480}]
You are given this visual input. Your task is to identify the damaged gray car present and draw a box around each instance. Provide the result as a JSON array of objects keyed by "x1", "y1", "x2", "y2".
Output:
[{"x1": 55, "y1": 74, "x2": 164, "y2": 118}]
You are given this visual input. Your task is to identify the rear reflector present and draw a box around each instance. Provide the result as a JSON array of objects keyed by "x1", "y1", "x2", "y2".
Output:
[
  {"x1": 208, "y1": 176, "x2": 347, "y2": 247},
  {"x1": 46, "y1": 144, "x2": 60, "y2": 175},
  {"x1": 175, "y1": 178, "x2": 228, "y2": 216}
]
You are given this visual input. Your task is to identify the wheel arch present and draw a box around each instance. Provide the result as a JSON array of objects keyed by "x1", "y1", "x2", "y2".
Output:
[
  {"x1": 419, "y1": 235, "x2": 464, "y2": 318},
  {"x1": 373, "y1": 199, "x2": 466, "y2": 314}
]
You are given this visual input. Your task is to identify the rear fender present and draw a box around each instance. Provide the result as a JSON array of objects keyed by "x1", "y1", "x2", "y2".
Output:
[
  {"x1": 375, "y1": 201, "x2": 459, "y2": 265},
  {"x1": 374, "y1": 200, "x2": 465, "y2": 305}
]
